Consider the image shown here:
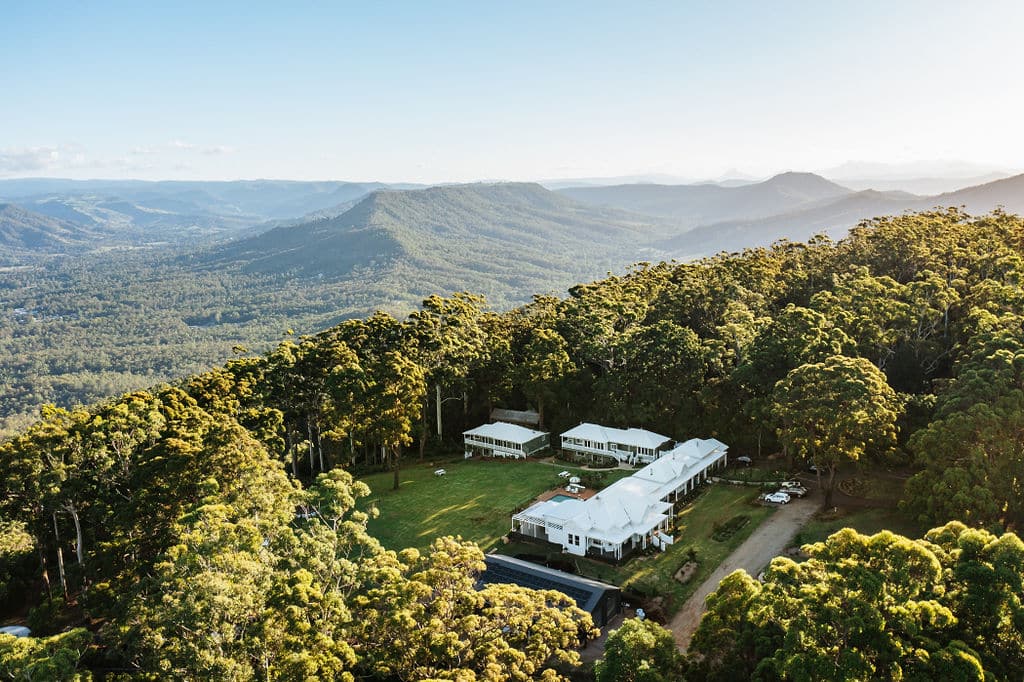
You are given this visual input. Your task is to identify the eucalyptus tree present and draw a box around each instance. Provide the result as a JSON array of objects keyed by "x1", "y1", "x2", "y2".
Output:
[
  {"x1": 732, "y1": 305, "x2": 851, "y2": 455},
  {"x1": 689, "y1": 525, "x2": 1023, "y2": 680},
  {"x1": 350, "y1": 536, "x2": 597, "y2": 681},
  {"x1": 595, "y1": 618, "x2": 686, "y2": 682},
  {"x1": 515, "y1": 327, "x2": 575, "y2": 429},
  {"x1": 902, "y1": 312, "x2": 1024, "y2": 529},
  {"x1": 353, "y1": 350, "x2": 426, "y2": 490},
  {"x1": 771, "y1": 356, "x2": 900, "y2": 507},
  {"x1": 405, "y1": 293, "x2": 489, "y2": 453}
]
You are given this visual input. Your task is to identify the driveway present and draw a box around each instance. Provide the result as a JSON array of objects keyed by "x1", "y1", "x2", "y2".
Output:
[{"x1": 669, "y1": 495, "x2": 818, "y2": 651}]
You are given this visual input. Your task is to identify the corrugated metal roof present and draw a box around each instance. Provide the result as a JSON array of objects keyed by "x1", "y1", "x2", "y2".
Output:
[
  {"x1": 463, "y1": 421, "x2": 548, "y2": 443},
  {"x1": 560, "y1": 422, "x2": 671, "y2": 449}
]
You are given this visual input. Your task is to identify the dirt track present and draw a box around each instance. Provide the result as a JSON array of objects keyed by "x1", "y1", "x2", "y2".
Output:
[{"x1": 669, "y1": 495, "x2": 818, "y2": 651}]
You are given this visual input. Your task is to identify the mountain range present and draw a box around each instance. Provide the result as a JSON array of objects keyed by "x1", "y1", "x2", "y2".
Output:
[
  {"x1": 4, "y1": 170, "x2": 1024, "y2": 435},
  {"x1": 0, "y1": 179, "x2": 420, "y2": 252},
  {"x1": 4, "y1": 171, "x2": 1024, "y2": 279},
  {"x1": 199, "y1": 182, "x2": 670, "y2": 307}
]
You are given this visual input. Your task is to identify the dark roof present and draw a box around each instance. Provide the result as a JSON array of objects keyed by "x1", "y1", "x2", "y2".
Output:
[
  {"x1": 490, "y1": 408, "x2": 541, "y2": 427},
  {"x1": 480, "y1": 554, "x2": 619, "y2": 616}
]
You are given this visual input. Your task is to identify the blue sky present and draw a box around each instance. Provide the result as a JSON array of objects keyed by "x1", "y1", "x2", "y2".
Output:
[{"x1": 2, "y1": 1, "x2": 1023, "y2": 182}]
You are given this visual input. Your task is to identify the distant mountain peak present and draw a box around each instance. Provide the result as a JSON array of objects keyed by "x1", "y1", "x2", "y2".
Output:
[{"x1": 762, "y1": 171, "x2": 849, "y2": 191}]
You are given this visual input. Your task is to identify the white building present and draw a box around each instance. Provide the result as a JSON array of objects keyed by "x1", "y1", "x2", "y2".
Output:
[
  {"x1": 560, "y1": 422, "x2": 673, "y2": 465},
  {"x1": 630, "y1": 437, "x2": 729, "y2": 502},
  {"x1": 512, "y1": 438, "x2": 728, "y2": 560},
  {"x1": 463, "y1": 421, "x2": 549, "y2": 459}
]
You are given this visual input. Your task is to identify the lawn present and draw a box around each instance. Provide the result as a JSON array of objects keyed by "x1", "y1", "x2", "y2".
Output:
[
  {"x1": 360, "y1": 458, "x2": 633, "y2": 552},
  {"x1": 617, "y1": 485, "x2": 774, "y2": 613},
  {"x1": 795, "y1": 506, "x2": 929, "y2": 547},
  {"x1": 497, "y1": 484, "x2": 775, "y2": 616}
]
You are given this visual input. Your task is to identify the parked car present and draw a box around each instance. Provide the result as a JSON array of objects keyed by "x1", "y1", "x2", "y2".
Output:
[
  {"x1": 779, "y1": 486, "x2": 807, "y2": 498},
  {"x1": 807, "y1": 463, "x2": 819, "y2": 473},
  {"x1": 780, "y1": 480, "x2": 802, "y2": 488},
  {"x1": 735, "y1": 456, "x2": 752, "y2": 465},
  {"x1": 765, "y1": 492, "x2": 791, "y2": 504}
]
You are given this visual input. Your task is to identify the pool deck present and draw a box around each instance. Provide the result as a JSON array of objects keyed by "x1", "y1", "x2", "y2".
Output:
[{"x1": 535, "y1": 487, "x2": 597, "y2": 503}]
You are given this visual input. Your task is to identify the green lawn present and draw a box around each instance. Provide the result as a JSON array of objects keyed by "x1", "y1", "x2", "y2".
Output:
[
  {"x1": 795, "y1": 506, "x2": 929, "y2": 547},
  {"x1": 360, "y1": 459, "x2": 633, "y2": 552},
  {"x1": 498, "y1": 484, "x2": 775, "y2": 616},
  {"x1": 617, "y1": 485, "x2": 774, "y2": 613}
]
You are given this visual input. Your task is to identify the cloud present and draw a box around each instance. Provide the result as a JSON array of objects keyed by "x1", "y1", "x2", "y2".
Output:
[
  {"x1": 201, "y1": 144, "x2": 235, "y2": 155},
  {"x1": 169, "y1": 140, "x2": 234, "y2": 155},
  {"x1": 0, "y1": 146, "x2": 61, "y2": 174}
]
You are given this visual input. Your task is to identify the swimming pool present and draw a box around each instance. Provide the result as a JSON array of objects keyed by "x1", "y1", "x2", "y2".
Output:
[{"x1": 549, "y1": 494, "x2": 575, "y2": 503}]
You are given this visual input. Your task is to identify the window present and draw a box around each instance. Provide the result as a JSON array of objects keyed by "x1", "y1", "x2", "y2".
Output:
[{"x1": 567, "y1": 534, "x2": 582, "y2": 546}]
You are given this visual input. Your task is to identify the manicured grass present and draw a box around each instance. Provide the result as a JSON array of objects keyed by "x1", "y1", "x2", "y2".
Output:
[
  {"x1": 795, "y1": 506, "x2": 929, "y2": 546},
  {"x1": 618, "y1": 485, "x2": 774, "y2": 613},
  {"x1": 360, "y1": 459, "x2": 633, "y2": 552},
  {"x1": 496, "y1": 484, "x2": 775, "y2": 616}
]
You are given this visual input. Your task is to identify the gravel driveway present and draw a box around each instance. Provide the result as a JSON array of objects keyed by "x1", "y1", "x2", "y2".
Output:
[{"x1": 669, "y1": 495, "x2": 818, "y2": 651}]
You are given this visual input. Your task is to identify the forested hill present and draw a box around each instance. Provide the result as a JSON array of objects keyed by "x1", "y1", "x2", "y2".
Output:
[
  {"x1": 565, "y1": 171, "x2": 1024, "y2": 258},
  {"x1": 3, "y1": 208, "x2": 1024, "y2": 679},
  {"x1": 558, "y1": 171, "x2": 852, "y2": 222},
  {"x1": 0, "y1": 183, "x2": 671, "y2": 435},
  {"x1": 0, "y1": 203, "x2": 99, "y2": 253},
  {"x1": 660, "y1": 189, "x2": 916, "y2": 257},
  {"x1": 202, "y1": 181, "x2": 671, "y2": 291},
  {"x1": 0, "y1": 178, "x2": 416, "y2": 251}
]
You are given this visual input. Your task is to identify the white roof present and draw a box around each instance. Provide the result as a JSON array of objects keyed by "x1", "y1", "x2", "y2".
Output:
[
  {"x1": 560, "y1": 422, "x2": 671, "y2": 449},
  {"x1": 632, "y1": 438, "x2": 729, "y2": 498},
  {"x1": 515, "y1": 435, "x2": 729, "y2": 548},
  {"x1": 464, "y1": 421, "x2": 548, "y2": 444},
  {"x1": 565, "y1": 486, "x2": 672, "y2": 544}
]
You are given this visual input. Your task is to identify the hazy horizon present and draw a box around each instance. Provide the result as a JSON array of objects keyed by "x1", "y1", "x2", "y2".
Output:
[{"x1": 4, "y1": 1, "x2": 1024, "y2": 183}]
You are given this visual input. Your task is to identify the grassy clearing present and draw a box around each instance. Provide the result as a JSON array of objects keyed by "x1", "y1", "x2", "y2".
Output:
[
  {"x1": 619, "y1": 485, "x2": 774, "y2": 613},
  {"x1": 796, "y1": 506, "x2": 928, "y2": 546},
  {"x1": 719, "y1": 465, "x2": 791, "y2": 483},
  {"x1": 360, "y1": 458, "x2": 633, "y2": 552},
  {"x1": 496, "y1": 484, "x2": 774, "y2": 616},
  {"x1": 838, "y1": 474, "x2": 907, "y2": 501}
]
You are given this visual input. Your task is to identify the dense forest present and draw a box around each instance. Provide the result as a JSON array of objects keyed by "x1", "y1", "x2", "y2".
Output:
[
  {"x1": 2, "y1": 208, "x2": 1024, "y2": 679},
  {"x1": 0, "y1": 182, "x2": 669, "y2": 438}
]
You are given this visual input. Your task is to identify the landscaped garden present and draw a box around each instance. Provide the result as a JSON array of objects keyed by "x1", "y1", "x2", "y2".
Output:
[
  {"x1": 360, "y1": 458, "x2": 633, "y2": 551},
  {"x1": 362, "y1": 458, "x2": 779, "y2": 618}
]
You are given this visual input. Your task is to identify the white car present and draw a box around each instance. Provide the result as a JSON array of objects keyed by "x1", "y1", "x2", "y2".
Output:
[
  {"x1": 779, "y1": 486, "x2": 807, "y2": 498},
  {"x1": 765, "y1": 492, "x2": 791, "y2": 504},
  {"x1": 780, "y1": 480, "x2": 802, "y2": 488}
]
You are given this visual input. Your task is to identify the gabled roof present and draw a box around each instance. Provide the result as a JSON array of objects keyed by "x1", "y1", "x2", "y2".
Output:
[
  {"x1": 464, "y1": 421, "x2": 548, "y2": 444},
  {"x1": 564, "y1": 480, "x2": 672, "y2": 544},
  {"x1": 560, "y1": 422, "x2": 671, "y2": 449},
  {"x1": 632, "y1": 437, "x2": 729, "y2": 497}
]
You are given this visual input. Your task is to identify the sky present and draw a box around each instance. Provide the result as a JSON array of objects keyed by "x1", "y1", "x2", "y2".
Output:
[{"x1": 3, "y1": 1, "x2": 1024, "y2": 183}]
